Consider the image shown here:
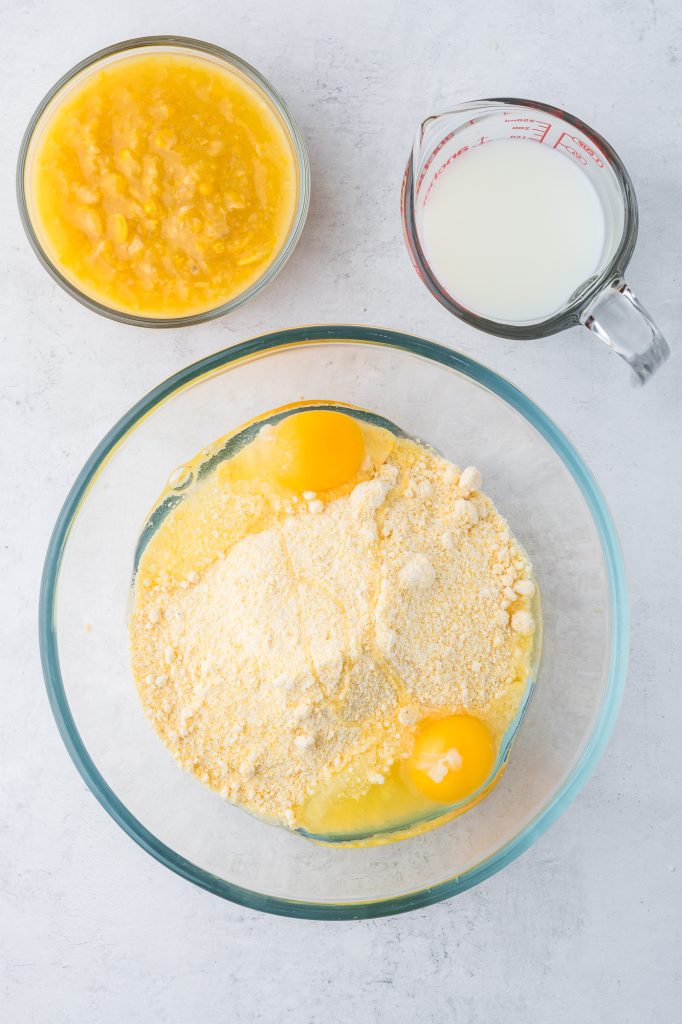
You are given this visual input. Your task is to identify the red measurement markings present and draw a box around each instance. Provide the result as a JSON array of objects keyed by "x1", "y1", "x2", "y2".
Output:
[
  {"x1": 503, "y1": 115, "x2": 551, "y2": 143},
  {"x1": 419, "y1": 134, "x2": 496, "y2": 206},
  {"x1": 417, "y1": 130, "x2": 457, "y2": 195},
  {"x1": 553, "y1": 132, "x2": 605, "y2": 168},
  {"x1": 417, "y1": 116, "x2": 484, "y2": 194},
  {"x1": 421, "y1": 145, "x2": 470, "y2": 204}
]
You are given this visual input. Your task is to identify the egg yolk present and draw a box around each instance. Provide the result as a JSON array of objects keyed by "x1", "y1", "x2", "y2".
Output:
[
  {"x1": 405, "y1": 715, "x2": 496, "y2": 804},
  {"x1": 273, "y1": 410, "x2": 365, "y2": 493}
]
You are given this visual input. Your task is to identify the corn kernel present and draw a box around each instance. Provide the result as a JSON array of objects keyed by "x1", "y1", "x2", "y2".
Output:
[
  {"x1": 80, "y1": 208, "x2": 103, "y2": 236},
  {"x1": 225, "y1": 192, "x2": 246, "y2": 210},
  {"x1": 118, "y1": 149, "x2": 140, "y2": 175},
  {"x1": 109, "y1": 213, "x2": 128, "y2": 244},
  {"x1": 75, "y1": 185, "x2": 98, "y2": 204},
  {"x1": 102, "y1": 172, "x2": 125, "y2": 195},
  {"x1": 154, "y1": 129, "x2": 176, "y2": 150},
  {"x1": 236, "y1": 250, "x2": 268, "y2": 266}
]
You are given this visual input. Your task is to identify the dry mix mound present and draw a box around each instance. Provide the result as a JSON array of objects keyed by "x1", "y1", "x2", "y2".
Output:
[{"x1": 130, "y1": 431, "x2": 535, "y2": 829}]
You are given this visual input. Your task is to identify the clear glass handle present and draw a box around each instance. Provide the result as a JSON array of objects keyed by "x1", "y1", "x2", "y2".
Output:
[{"x1": 582, "y1": 278, "x2": 670, "y2": 385}]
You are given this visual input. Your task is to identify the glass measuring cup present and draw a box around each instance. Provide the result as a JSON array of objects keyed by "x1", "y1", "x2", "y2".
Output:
[{"x1": 401, "y1": 98, "x2": 670, "y2": 385}]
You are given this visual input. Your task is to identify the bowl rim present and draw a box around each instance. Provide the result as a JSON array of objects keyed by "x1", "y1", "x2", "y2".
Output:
[
  {"x1": 39, "y1": 325, "x2": 629, "y2": 919},
  {"x1": 16, "y1": 35, "x2": 311, "y2": 328}
]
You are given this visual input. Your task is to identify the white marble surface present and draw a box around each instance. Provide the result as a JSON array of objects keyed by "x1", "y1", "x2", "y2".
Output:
[{"x1": 2, "y1": 0, "x2": 681, "y2": 1020}]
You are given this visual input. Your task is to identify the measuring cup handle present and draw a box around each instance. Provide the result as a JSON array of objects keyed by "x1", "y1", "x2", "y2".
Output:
[{"x1": 581, "y1": 278, "x2": 670, "y2": 385}]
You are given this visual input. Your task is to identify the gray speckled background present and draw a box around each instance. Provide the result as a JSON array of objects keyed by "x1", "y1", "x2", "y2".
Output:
[{"x1": 2, "y1": 0, "x2": 680, "y2": 1020}]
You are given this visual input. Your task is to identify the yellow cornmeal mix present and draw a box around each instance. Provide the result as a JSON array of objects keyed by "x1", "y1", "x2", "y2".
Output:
[
  {"x1": 129, "y1": 415, "x2": 536, "y2": 835},
  {"x1": 28, "y1": 52, "x2": 298, "y2": 317}
]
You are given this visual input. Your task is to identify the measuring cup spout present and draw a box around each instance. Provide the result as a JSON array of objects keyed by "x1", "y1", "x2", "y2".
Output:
[
  {"x1": 411, "y1": 111, "x2": 465, "y2": 188},
  {"x1": 581, "y1": 278, "x2": 670, "y2": 385}
]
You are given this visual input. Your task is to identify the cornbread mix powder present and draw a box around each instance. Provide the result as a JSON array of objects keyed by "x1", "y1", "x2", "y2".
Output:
[{"x1": 130, "y1": 434, "x2": 535, "y2": 829}]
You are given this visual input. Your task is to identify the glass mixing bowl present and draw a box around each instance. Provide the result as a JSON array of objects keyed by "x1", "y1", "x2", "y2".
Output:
[{"x1": 40, "y1": 327, "x2": 628, "y2": 918}]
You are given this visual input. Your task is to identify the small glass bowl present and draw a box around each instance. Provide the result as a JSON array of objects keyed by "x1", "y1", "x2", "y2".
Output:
[
  {"x1": 40, "y1": 327, "x2": 628, "y2": 919},
  {"x1": 16, "y1": 36, "x2": 311, "y2": 328}
]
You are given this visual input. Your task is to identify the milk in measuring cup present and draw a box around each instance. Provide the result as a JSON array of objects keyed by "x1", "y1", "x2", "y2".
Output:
[{"x1": 420, "y1": 139, "x2": 606, "y2": 323}]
